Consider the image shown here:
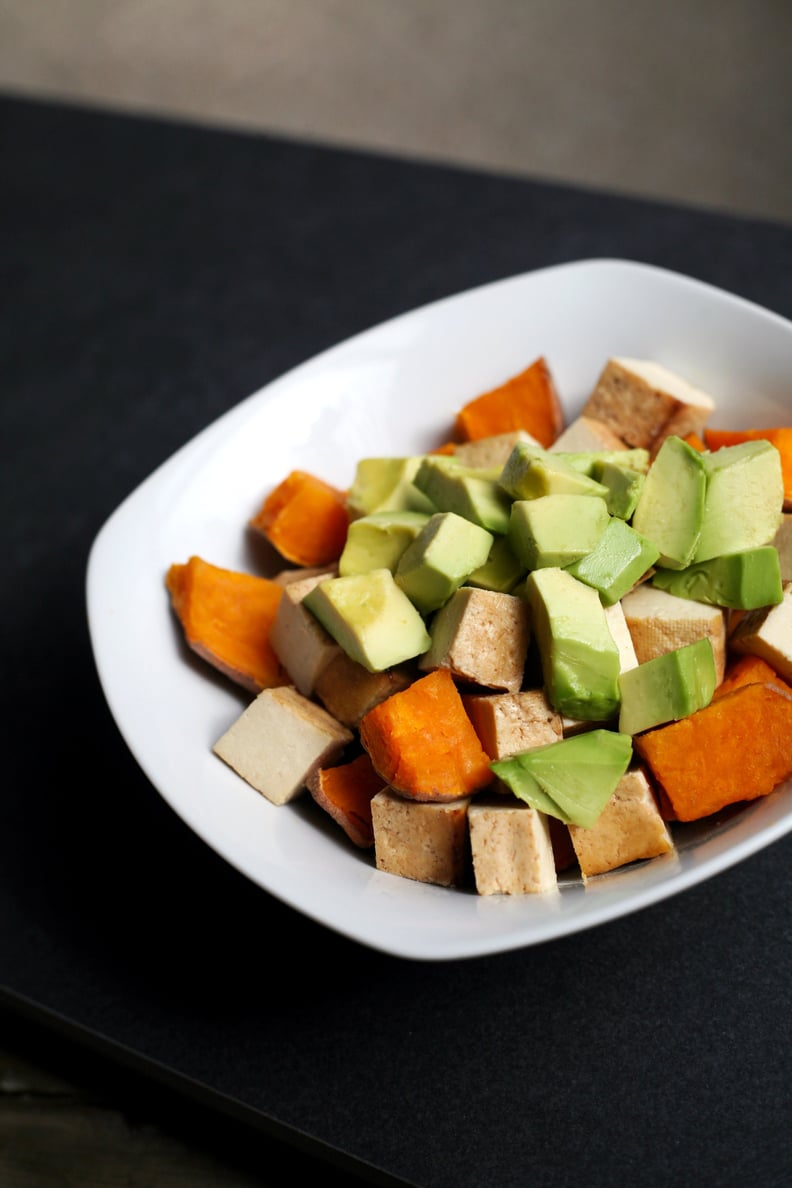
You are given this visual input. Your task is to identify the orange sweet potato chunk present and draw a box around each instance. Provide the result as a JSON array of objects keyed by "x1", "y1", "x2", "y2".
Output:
[
  {"x1": 359, "y1": 668, "x2": 494, "y2": 802},
  {"x1": 250, "y1": 469, "x2": 350, "y2": 566},
  {"x1": 634, "y1": 682, "x2": 792, "y2": 821},
  {"x1": 166, "y1": 556, "x2": 286, "y2": 693},
  {"x1": 308, "y1": 752, "x2": 386, "y2": 848},
  {"x1": 454, "y1": 356, "x2": 564, "y2": 448},
  {"x1": 713, "y1": 653, "x2": 792, "y2": 700}
]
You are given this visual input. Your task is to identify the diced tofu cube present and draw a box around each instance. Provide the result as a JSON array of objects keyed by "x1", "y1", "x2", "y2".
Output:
[
  {"x1": 464, "y1": 689, "x2": 562, "y2": 759},
  {"x1": 314, "y1": 651, "x2": 416, "y2": 728},
  {"x1": 269, "y1": 572, "x2": 341, "y2": 696},
  {"x1": 418, "y1": 586, "x2": 531, "y2": 692},
  {"x1": 582, "y1": 357, "x2": 715, "y2": 454},
  {"x1": 453, "y1": 429, "x2": 541, "y2": 468},
  {"x1": 548, "y1": 414, "x2": 629, "y2": 453},
  {"x1": 773, "y1": 515, "x2": 792, "y2": 581},
  {"x1": 213, "y1": 685, "x2": 352, "y2": 805},
  {"x1": 468, "y1": 797, "x2": 558, "y2": 895},
  {"x1": 567, "y1": 766, "x2": 675, "y2": 877},
  {"x1": 730, "y1": 581, "x2": 792, "y2": 682},
  {"x1": 620, "y1": 583, "x2": 727, "y2": 683},
  {"x1": 371, "y1": 788, "x2": 471, "y2": 886}
]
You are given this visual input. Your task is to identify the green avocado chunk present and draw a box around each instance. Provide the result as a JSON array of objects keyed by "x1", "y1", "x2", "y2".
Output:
[
  {"x1": 500, "y1": 441, "x2": 609, "y2": 501},
  {"x1": 412, "y1": 455, "x2": 513, "y2": 534},
  {"x1": 346, "y1": 456, "x2": 436, "y2": 517},
  {"x1": 303, "y1": 568, "x2": 431, "y2": 673},
  {"x1": 465, "y1": 535, "x2": 525, "y2": 593},
  {"x1": 523, "y1": 567, "x2": 621, "y2": 721},
  {"x1": 509, "y1": 494, "x2": 610, "y2": 570},
  {"x1": 394, "y1": 511, "x2": 494, "y2": 615},
  {"x1": 651, "y1": 546, "x2": 783, "y2": 609},
  {"x1": 338, "y1": 510, "x2": 431, "y2": 576},
  {"x1": 565, "y1": 517, "x2": 660, "y2": 606},
  {"x1": 631, "y1": 435, "x2": 707, "y2": 569},
  {"x1": 591, "y1": 461, "x2": 645, "y2": 519},
  {"x1": 492, "y1": 730, "x2": 634, "y2": 828},
  {"x1": 617, "y1": 637, "x2": 717, "y2": 736},
  {"x1": 693, "y1": 439, "x2": 784, "y2": 562},
  {"x1": 554, "y1": 448, "x2": 651, "y2": 477}
]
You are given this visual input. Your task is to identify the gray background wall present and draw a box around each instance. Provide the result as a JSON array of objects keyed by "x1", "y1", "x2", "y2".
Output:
[{"x1": 1, "y1": 0, "x2": 790, "y2": 223}]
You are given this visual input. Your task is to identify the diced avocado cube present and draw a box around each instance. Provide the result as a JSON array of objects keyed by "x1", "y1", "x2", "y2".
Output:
[
  {"x1": 565, "y1": 517, "x2": 660, "y2": 606},
  {"x1": 465, "y1": 535, "x2": 525, "y2": 593},
  {"x1": 524, "y1": 567, "x2": 621, "y2": 721},
  {"x1": 631, "y1": 435, "x2": 706, "y2": 570},
  {"x1": 412, "y1": 455, "x2": 513, "y2": 534},
  {"x1": 591, "y1": 460, "x2": 645, "y2": 519},
  {"x1": 492, "y1": 730, "x2": 634, "y2": 828},
  {"x1": 618, "y1": 637, "x2": 717, "y2": 736},
  {"x1": 553, "y1": 448, "x2": 651, "y2": 477},
  {"x1": 508, "y1": 494, "x2": 610, "y2": 570},
  {"x1": 303, "y1": 568, "x2": 431, "y2": 673},
  {"x1": 694, "y1": 439, "x2": 784, "y2": 562},
  {"x1": 395, "y1": 512, "x2": 494, "y2": 615},
  {"x1": 500, "y1": 441, "x2": 610, "y2": 501},
  {"x1": 651, "y1": 546, "x2": 784, "y2": 610},
  {"x1": 338, "y1": 510, "x2": 430, "y2": 576},
  {"x1": 346, "y1": 456, "x2": 436, "y2": 517}
]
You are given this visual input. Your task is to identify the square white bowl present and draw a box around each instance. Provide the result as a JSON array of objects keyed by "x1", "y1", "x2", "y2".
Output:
[{"x1": 86, "y1": 258, "x2": 792, "y2": 960}]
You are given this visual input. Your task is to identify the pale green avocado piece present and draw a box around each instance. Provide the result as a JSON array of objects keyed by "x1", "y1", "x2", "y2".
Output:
[
  {"x1": 631, "y1": 435, "x2": 706, "y2": 570},
  {"x1": 394, "y1": 511, "x2": 494, "y2": 615},
  {"x1": 490, "y1": 760, "x2": 573, "y2": 823},
  {"x1": 524, "y1": 567, "x2": 622, "y2": 721},
  {"x1": 500, "y1": 441, "x2": 609, "y2": 501},
  {"x1": 554, "y1": 448, "x2": 650, "y2": 477},
  {"x1": 618, "y1": 637, "x2": 716, "y2": 736},
  {"x1": 591, "y1": 460, "x2": 645, "y2": 519},
  {"x1": 338, "y1": 510, "x2": 430, "y2": 576},
  {"x1": 565, "y1": 517, "x2": 660, "y2": 606},
  {"x1": 465, "y1": 535, "x2": 525, "y2": 593},
  {"x1": 492, "y1": 730, "x2": 634, "y2": 828},
  {"x1": 508, "y1": 494, "x2": 610, "y2": 570},
  {"x1": 693, "y1": 439, "x2": 784, "y2": 562},
  {"x1": 651, "y1": 546, "x2": 783, "y2": 610},
  {"x1": 346, "y1": 456, "x2": 436, "y2": 517},
  {"x1": 412, "y1": 455, "x2": 513, "y2": 534},
  {"x1": 302, "y1": 567, "x2": 431, "y2": 673}
]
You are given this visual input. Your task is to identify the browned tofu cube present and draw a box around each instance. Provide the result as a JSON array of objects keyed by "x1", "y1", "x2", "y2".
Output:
[
  {"x1": 314, "y1": 651, "x2": 416, "y2": 728},
  {"x1": 620, "y1": 583, "x2": 727, "y2": 683},
  {"x1": 371, "y1": 788, "x2": 471, "y2": 887},
  {"x1": 567, "y1": 766, "x2": 674, "y2": 877},
  {"x1": 468, "y1": 797, "x2": 558, "y2": 895},
  {"x1": 730, "y1": 581, "x2": 792, "y2": 682},
  {"x1": 269, "y1": 571, "x2": 341, "y2": 696},
  {"x1": 582, "y1": 357, "x2": 715, "y2": 454},
  {"x1": 213, "y1": 685, "x2": 352, "y2": 805},
  {"x1": 418, "y1": 586, "x2": 531, "y2": 692},
  {"x1": 548, "y1": 414, "x2": 629, "y2": 453},
  {"x1": 464, "y1": 689, "x2": 562, "y2": 759}
]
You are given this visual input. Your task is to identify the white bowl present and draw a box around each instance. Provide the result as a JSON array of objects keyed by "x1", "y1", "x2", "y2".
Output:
[{"x1": 86, "y1": 258, "x2": 792, "y2": 960}]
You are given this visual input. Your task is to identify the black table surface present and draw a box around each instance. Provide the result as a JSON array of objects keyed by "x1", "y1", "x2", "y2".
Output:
[{"x1": 3, "y1": 92, "x2": 792, "y2": 1187}]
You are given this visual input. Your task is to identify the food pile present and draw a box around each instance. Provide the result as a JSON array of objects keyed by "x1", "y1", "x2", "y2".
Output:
[{"x1": 166, "y1": 355, "x2": 792, "y2": 894}]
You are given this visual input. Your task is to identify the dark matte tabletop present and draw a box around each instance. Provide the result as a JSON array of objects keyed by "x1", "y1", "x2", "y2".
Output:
[{"x1": 2, "y1": 92, "x2": 792, "y2": 1187}]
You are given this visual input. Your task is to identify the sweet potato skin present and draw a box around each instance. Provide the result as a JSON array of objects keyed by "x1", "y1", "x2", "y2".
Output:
[
  {"x1": 308, "y1": 752, "x2": 386, "y2": 848},
  {"x1": 166, "y1": 556, "x2": 286, "y2": 693},
  {"x1": 635, "y1": 682, "x2": 792, "y2": 821},
  {"x1": 359, "y1": 668, "x2": 494, "y2": 802}
]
